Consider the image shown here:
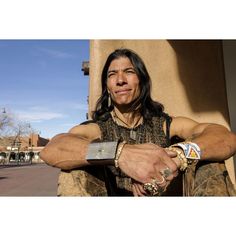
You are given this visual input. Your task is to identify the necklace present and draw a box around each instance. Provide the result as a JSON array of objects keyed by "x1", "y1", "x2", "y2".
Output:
[{"x1": 111, "y1": 110, "x2": 143, "y2": 140}]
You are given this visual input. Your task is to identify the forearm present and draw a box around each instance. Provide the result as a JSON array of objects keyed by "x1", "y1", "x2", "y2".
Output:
[
  {"x1": 190, "y1": 124, "x2": 236, "y2": 161},
  {"x1": 40, "y1": 133, "x2": 90, "y2": 170}
]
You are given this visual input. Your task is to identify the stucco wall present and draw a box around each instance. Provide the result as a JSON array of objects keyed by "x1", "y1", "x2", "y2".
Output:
[
  {"x1": 223, "y1": 40, "x2": 236, "y2": 170},
  {"x1": 89, "y1": 40, "x2": 235, "y2": 184}
]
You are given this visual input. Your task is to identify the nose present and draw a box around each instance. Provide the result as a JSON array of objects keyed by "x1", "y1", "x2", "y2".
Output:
[{"x1": 117, "y1": 71, "x2": 127, "y2": 85}]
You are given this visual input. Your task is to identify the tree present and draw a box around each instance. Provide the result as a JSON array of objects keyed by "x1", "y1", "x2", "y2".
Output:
[
  {"x1": 0, "y1": 110, "x2": 34, "y2": 150},
  {"x1": 0, "y1": 109, "x2": 13, "y2": 133},
  {"x1": 0, "y1": 110, "x2": 14, "y2": 148}
]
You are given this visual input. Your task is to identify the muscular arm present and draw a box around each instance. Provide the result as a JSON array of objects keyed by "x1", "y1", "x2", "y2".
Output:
[
  {"x1": 39, "y1": 123, "x2": 101, "y2": 170},
  {"x1": 40, "y1": 122, "x2": 178, "y2": 185},
  {"x1": 170, "y1": 117, "x2": 236, "y2": 161}
]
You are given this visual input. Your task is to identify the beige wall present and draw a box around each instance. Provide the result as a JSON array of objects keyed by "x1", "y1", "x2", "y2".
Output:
[
  {"x1": 223, "y1": 40, "x2": 236, "y2": 133},
  {"x1": 89, "y1": 40, "x2": 235, "y2": 183},
  {"x1": 223, "y1": 40, "x2": 236, "y2": 169}
]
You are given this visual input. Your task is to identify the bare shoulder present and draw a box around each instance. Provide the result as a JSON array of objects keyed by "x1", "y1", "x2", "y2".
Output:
[{"x1": 69, "y1": 123, "x2": 101, "y2": 141}]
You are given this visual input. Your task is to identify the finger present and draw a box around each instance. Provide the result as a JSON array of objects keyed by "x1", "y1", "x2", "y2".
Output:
[
  {"x1": 136, "y1": 184, "x2": 147, "y2": 196},
  {"x1": 163, "y1": 167, "x2": 178, "y2": 181},
  {"x1": 160, "y1": 154, "x2": 178, "y2": 176},
  {"x1": 157, "y1": 175, "x2": 168, "y2": 188},
  {"x1": 161, "y1": 166, "x2": 179, "y2": 179},
  {"x1": 153, "y1": 162, "x2": 176, "y2": 182},
  {"x1": 150, "y1": 146, "x2": 178, "y2": 174},
  {"x1": 132, "y1": 179, "x2": 147, "y2": 195},
  {"x1": 165, "y1": 149, "x2": 177, "y2": 157},
  {"x1": 148, "y1": 175, "x2": 167, "y2": 188},
  {"x1": 133, "y1": 183, "x2": 145, "y2": 196},
  {"x1": 165, "y1": 148, "x2": 182, "y2": 174},
  {"x1": 159, "y1": 166, "x2": 178, "y2": 181},
  {"x1": 132, "y1": 184, "x2": 139, "y2": 196},
  {"x1": 172, "y1": 169, "x2": 179, "y2": 177}
]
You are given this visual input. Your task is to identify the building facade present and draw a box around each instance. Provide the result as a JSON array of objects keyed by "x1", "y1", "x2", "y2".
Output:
[{"x1": 87, "y1": 40, "x2": 236, "y2": 185}]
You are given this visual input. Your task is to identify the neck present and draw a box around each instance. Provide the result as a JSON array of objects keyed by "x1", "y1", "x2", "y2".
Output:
[{"x1": 111, "y1": 106, "x2": 143, "y2": 128}]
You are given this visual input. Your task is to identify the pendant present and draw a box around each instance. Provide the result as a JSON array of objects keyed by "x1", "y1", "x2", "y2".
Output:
[{"x1": 130, "y1": 130, "x2": 136, "y2": 140}]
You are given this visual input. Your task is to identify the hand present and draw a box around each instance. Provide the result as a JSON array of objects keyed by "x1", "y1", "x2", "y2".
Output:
[
  {"x1": 132, "y1": 178, "x2": 174, "y2": 196},
  {"x1": 132, "y1": 180, "x2": 147, "y2": 196},
  {"x1": 166, "y1": 148, "x2": 182, "y2": 169},
  {"x1": 118, "y1": 143, "x2": 179, "y2": 185}
]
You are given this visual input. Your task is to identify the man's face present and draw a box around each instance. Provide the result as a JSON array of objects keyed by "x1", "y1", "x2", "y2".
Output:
[{"x1": 107, "y1": 57, "x2": 140, "y2": 108}]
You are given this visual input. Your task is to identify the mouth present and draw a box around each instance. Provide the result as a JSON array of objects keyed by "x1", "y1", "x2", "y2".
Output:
[{"x1": 115, "y1": 89, "x2": 132, "y2": 95}]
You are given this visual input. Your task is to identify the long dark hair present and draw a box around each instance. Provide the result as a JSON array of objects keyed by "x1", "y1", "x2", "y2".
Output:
[{"x1": 92, "y1": 48, "x2": 164, "y2": 121}]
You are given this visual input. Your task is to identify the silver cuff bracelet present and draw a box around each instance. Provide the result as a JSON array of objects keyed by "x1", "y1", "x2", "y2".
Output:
[{"x1": 86, "y1": 141, "x2": 118, "y2": 164}]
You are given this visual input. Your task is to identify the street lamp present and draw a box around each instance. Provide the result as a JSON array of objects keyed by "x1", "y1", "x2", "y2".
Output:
[
  {"x1": 0, "y1": 107, "x2": 7, "y2": 130},
  {"x1": 28, "y1": 124, "x2": 33, "y2": 151}
]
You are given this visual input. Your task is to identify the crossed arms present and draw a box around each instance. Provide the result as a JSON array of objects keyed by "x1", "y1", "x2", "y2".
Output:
[{"x1": 40, "y1": 117, "x2": 236, "y2": 195}]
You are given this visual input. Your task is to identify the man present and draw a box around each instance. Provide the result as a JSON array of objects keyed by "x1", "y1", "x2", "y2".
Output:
[{"x1": 40, "y1": 48, "x2": 236, "y2": 196}]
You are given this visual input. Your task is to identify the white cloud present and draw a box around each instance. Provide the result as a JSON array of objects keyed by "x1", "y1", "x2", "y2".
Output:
[
  {"x1": 28, "y1": 106, "x2": 48, "y2": 111},
  {"x1": 60, "y1": 123, "x2": 77, "y2": 127},
  {"x1": 67, "y1": 103, "x2": 88, "y2": 110},
  {"x1": 16, "y1": 111, "x2": 65, "y2": 122},
  {"x1": 37, "y1": 47, "x2": 75, "y2": 59}
]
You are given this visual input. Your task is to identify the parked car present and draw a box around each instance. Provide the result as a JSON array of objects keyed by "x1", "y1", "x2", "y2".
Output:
[{"x1": 0, "y1": 152, "x2": 7, "y2": 165}]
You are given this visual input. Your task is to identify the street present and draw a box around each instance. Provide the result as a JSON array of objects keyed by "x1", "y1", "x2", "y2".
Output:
[{"x1": 0, "y1": 163, "x2": 60, "y2": 196}]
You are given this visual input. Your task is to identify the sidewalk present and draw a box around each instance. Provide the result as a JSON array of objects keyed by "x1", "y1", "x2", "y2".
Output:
[{"x1": 0, "y1": 163, "x2": 60, "y2": 196}]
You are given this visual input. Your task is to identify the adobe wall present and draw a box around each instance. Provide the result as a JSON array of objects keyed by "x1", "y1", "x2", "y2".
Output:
[{"x1": 88, "y1": 40, "x2": 235, "y2": 184}]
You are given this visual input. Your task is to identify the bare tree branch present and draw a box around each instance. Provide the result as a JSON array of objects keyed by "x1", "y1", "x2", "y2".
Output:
[{"x1": 0, "y1": 110, "x2": 33, "y2": 149}]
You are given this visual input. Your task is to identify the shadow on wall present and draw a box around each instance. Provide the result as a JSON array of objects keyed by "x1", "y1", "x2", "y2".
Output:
[{"x1": 167, "y1": 40, "x2": 230, "y2": 122}]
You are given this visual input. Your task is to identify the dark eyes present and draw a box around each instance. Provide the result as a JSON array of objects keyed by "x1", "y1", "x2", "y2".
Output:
[
  {"x1": 125, "y1": 69, "x2": 135, "y2": 74},
  {"x1": 107, "y1": 69, "x2": 136, "y2": 78},
  {"x1": 107, "y1": 73, "x2": 115, "y2": 78}
]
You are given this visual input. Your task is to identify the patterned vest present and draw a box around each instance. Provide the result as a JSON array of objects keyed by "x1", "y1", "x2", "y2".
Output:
[
  {"x1": 57, "y1": 113, "x2": 236, "y2": 196},
  {"x1": 57, "y1": 113, "x2": 183, "y2": 196}
]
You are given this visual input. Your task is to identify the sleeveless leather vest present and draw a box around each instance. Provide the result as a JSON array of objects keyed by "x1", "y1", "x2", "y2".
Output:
[
  {"x1": 57, "y1": 113, "x2": 236, "y2": 196},
  {"x1": 58, "y1": 113, "x2": 183, "y2": 196}
]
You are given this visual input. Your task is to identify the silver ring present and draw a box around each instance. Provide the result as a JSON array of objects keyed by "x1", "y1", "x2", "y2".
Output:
[
  {"x1": 160, "y1": 167, "x2": 173, "y2": 179},
  {"x1": 143, "y1": 176, "x2": 167, "y2": 196},
  {"x1": 153, "y1": 176, "x2": 166, "y2": 185},
  {"x1": 143, "y1": 182, "x2": 160, "y2": 196}
]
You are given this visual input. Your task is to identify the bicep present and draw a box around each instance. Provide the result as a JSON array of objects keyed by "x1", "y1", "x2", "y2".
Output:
[
  {"x1": 69, "y1": 123, "x2": 102, "y2": 141},
  {"x1": 170, "y1": 116, "x2": 211, "y2": 140}
]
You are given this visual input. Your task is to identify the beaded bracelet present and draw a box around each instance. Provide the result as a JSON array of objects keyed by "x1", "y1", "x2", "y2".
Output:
[
  {"x1": 167, "y1": 146, "x2": 188, "y2": 171},
  {"x1": 114, "y1": 141, "x2": 127, "y2": 169},
  {"x1": 172, "y1": 142, "x2": 201, "y2": 160}
]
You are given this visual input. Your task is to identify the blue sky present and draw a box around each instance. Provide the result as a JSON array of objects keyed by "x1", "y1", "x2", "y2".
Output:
[{"x1": 0, "y1": 40, "x2": 90, "y2": 138}]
